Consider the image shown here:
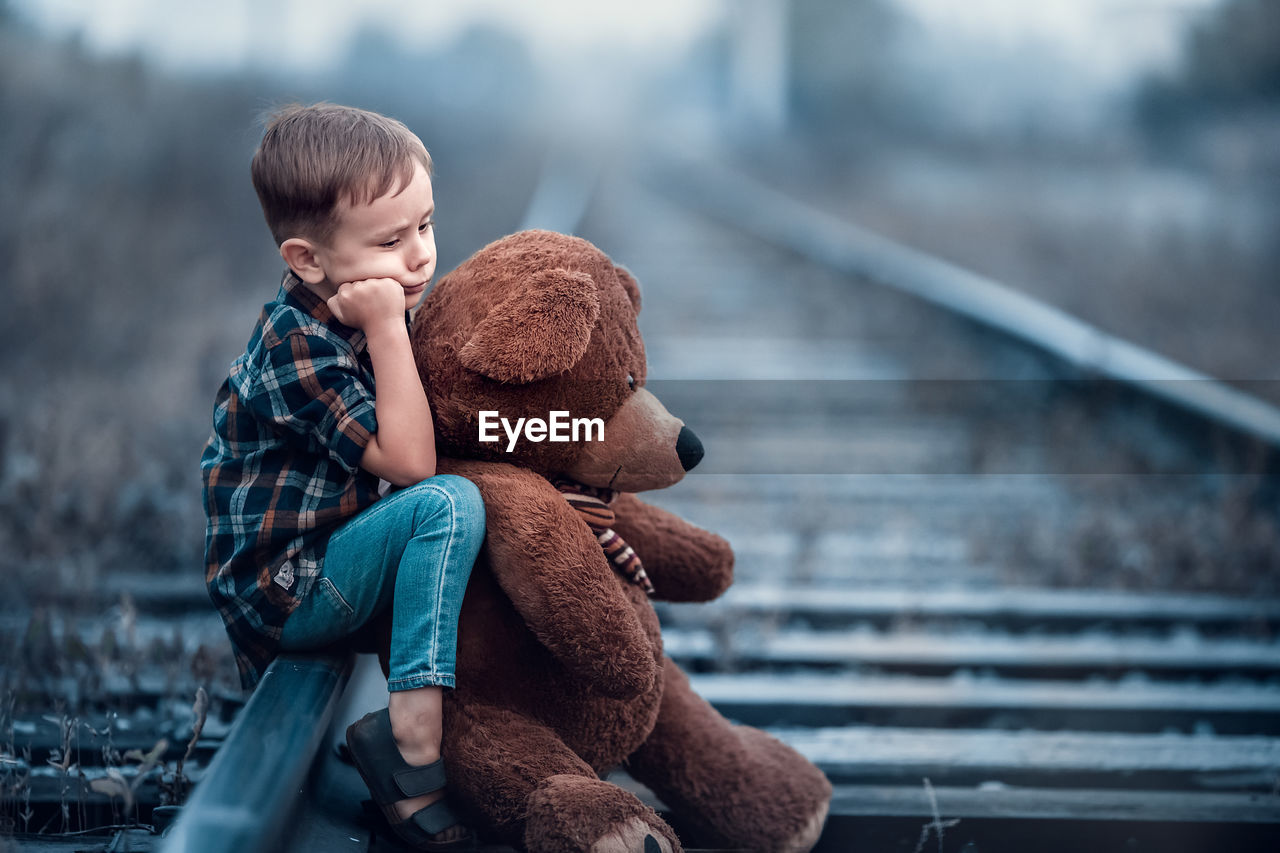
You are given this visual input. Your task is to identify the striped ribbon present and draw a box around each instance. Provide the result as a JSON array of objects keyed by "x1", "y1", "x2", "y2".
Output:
[{"x1": 552, "y1": 477, "x2": 655, "y2": 596}]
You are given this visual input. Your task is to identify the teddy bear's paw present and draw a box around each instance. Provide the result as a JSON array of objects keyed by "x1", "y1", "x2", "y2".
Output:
[
  {"x1": 588, "y1": 817, "x2": 674, "y2": 853},
  {"x1": 776, "y1": 798, "x2": 829, "y2": 853},
  {"x1": 524, "y1": 774, "x2": 681, "y2": 853}
]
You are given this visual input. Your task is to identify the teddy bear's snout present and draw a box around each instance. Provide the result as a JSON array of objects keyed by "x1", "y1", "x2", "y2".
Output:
[
  {"x1": 676, "y1": 426, "x2": 704, "y2": 471},
  {"x1": 558, "y1": 388, "x2": 697, "y2": 491}
]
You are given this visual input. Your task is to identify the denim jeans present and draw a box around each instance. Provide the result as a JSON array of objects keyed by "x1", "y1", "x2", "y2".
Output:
[{"x1": 279, "y1": 474, "x2": 484, "y2": 692}]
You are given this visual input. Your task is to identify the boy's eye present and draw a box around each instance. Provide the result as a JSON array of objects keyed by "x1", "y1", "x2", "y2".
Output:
[{"x1": 379, "y1": 219, "x2": 432, "y2": 248}]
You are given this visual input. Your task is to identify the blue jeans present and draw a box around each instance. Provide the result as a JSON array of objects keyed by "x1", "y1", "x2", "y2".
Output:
[{"x1": 279, "y1": 474, "x2": 484, "y2": 692}]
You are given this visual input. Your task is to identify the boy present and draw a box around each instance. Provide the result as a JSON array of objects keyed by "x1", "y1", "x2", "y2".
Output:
[{"x1": 201, "y1": 103, "x2": 482, "y2": 850}]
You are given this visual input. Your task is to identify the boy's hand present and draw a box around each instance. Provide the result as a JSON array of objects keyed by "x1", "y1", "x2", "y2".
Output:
[{"x1": 326, "y1": 278, "x2": 405, "y2": 331}]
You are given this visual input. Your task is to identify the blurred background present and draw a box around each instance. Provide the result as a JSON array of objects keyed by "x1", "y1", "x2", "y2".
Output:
[{"x1": 1, "y1": 0, "x2": 1277, "y2": 678}]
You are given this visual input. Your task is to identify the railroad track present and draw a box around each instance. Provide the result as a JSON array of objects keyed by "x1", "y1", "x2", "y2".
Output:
[{"x1": 4, "y1": 148, "x2": 1280, "y2": 852}]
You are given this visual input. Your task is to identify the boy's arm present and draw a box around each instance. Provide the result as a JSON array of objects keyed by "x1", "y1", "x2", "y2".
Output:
[{"x1": 328, "y1": 278, "x2": 436, "y2": 486}]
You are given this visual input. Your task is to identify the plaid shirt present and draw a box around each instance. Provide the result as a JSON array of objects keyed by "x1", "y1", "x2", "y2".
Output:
[{"x1": 201, "y1": 270, "x2": 384, "y2": 689}]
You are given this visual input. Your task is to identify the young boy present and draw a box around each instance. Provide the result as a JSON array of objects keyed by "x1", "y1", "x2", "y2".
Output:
[{"x1": 201, "y1": 103, "x2": 483, "y2": 850}]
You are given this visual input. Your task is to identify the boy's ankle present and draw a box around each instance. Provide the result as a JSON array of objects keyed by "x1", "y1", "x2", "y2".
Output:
[
  {"x1": 393, "y1": 740, "x2": 441, "y2": 768},
  {"x1": 387, "y1": 713, "x2": 442, "y2": 766}
]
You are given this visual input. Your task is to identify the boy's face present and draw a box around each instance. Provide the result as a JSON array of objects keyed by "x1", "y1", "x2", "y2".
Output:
[{"x1": 304, "y1": 160, "x2": 436, "y2": 312}]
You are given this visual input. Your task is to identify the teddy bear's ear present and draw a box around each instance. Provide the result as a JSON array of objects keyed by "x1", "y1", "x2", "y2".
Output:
[
  {"x1": 614, "y1": 265, "x2": 641, "y2": 314},
  {"x1": 458, "y1": 268, "x2": 600, "y2": 383}
]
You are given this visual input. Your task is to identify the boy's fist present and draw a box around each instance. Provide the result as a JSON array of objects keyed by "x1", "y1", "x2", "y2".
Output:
[{"x1": 326, "y1": 278, "x2": 405, "y2": 330}]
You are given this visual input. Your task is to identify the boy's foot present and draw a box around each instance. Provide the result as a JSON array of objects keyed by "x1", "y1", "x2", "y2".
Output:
[
  {"x1": 391, "y1": 741, "x2": 467, "y2": 844},
  {"x1": 346, "y1": 709, "x2": 473, "y2": 850}
]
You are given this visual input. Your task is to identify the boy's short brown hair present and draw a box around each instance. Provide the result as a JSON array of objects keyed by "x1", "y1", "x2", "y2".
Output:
[{"x1": 251, "y1": 103, "x2": 432, "y2": 246}]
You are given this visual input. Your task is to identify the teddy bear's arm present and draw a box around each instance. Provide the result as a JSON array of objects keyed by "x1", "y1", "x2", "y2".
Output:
[
  {"x1": 608, "y1": 493, "x2": 734, "y2": 603},
  {"x1": 440, "y1": 458, "x2": 658, "y2": 699}
]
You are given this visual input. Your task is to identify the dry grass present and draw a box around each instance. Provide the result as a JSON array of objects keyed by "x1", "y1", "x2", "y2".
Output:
[{"x1": 0, "y1": 605, "x2": 233, "y2": 835}]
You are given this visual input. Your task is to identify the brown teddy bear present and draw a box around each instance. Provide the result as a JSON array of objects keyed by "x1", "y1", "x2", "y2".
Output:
[{"x1": 406, "y1": 229, "x2": 832, "y2": 852}]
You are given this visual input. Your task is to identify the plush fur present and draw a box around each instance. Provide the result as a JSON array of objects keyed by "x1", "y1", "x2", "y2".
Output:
[{"x1": 400, "y1": 230, "x2": 832, "y2": 852}]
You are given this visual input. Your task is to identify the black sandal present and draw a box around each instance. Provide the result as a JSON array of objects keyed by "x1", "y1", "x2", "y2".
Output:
[{"x1": 345, "y1": 708, "x2": 474, "y2": 851}]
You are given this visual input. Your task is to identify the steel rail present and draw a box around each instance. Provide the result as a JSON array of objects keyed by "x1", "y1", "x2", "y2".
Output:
[
  {"x1": 159, "y1": 652, "x2": 353, "y2": 853},
  {"x1": 648, "y1": 148, "x2": 1280, "y2": 451}
]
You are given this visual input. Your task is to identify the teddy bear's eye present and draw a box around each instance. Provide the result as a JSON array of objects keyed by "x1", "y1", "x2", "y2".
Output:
[{"x1": 626, "y1": 373, "x2": 636, "y2": 390}]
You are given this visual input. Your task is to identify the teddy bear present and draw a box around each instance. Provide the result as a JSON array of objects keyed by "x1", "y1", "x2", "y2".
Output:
[{"x1": 404, "y1": 229, "x2": 832, "y2": 852}]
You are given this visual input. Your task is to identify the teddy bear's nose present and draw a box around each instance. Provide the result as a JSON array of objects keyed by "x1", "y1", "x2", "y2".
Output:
[{"x1": 676, "y1": 426, "x2": 704, "y2": 471}]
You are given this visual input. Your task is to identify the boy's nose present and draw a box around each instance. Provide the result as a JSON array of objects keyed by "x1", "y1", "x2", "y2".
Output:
[{"x1": 407, "y1": 236, "x2": 432, "y2": 268}]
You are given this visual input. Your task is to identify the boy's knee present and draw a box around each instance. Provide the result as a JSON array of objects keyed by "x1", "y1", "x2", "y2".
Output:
[
  {"x1": 434, "y1": 474, "x2": 484, "y2": 517},
  {"x1": 409, "y1": 475, "x2": 485, "y2": 535}
]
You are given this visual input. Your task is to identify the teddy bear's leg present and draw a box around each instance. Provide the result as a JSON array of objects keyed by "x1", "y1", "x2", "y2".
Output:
[
  {"x1": 445, "y1": 699, "x2": 682, "y2": 853},
  {"x1": 625, "y1": 659, "x2": 832, "y2": 853}
]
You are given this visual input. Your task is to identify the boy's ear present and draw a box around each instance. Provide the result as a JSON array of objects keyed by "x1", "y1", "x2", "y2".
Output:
[
  {"x1": 459, "y1": 269, "x2": 600, "y2": 384},
  {"x1": 280, "y1": 238, "x2": 326, "y2": 284}
]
